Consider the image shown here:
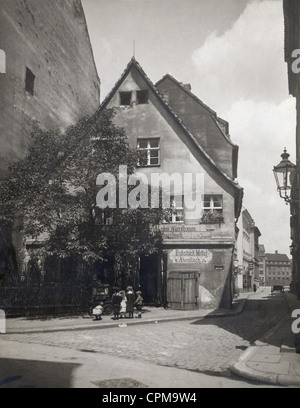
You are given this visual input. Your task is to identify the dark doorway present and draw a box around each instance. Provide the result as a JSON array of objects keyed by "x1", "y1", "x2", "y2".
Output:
[{"x1": 139, "y1": 254, "x2": 159, "y2": 305}]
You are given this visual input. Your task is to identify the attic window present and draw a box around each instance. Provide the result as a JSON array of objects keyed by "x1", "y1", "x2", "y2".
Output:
[
  {"x1": 120, "y1": 91, "x2": 132, "y2": 106},
  {"x1": 137, "y1": 90, "x2": 149, "y2": 105},
  {"x1": 25, "y1": 67, "x2": 35, "y2": 95}
]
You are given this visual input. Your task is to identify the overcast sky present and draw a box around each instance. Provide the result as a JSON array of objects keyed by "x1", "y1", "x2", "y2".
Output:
[{"x1": 82, "y1": 0, "x2": 296, "y2": 256}]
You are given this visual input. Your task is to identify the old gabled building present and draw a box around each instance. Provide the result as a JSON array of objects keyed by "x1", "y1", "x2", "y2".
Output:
[{"x1": 100, "y1": 58, "x2": 243, "y2": 310}]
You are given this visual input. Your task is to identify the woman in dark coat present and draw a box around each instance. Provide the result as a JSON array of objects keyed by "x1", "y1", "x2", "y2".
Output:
[
  {"x1": 126, "y1": 286, "x2": 135, "y2": 319},
  {"x1": 111, "y1": 288, "x2": 122, "y2": 320}
]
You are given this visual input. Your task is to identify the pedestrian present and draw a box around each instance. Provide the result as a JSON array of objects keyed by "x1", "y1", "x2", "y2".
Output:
[
  {"x1": 253, "y1": 283, "x2": 257, "y2": 293},
  {"x1": 134, "y1": 291, "x2": 143, "y2": 318},
  {"x1": 119, "y1": 290, "x2": 127, "y2": 319},
  {"x1": 126, "y1": 286, "x2": 135, "y2": 319},
  {"x1": 92, "y1": 302, "x2": 104, "y2": 321},
  {"x1": 111, "y1": 287, "x2": 122, "y2": 320}
]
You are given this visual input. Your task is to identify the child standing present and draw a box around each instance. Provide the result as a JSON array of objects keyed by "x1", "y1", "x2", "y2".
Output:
[
  {"x1": 111, "y1": 288, "x2": 122, "y2": 320},
  {"x1": 119, "y1": 290, "x2": 127, "y2": 319},
  {"x1": 134, "y1": 291, "x2": 143, "y2": 318},
  {"x1": 126, "y1": 286, "x2": 135, "y2": 319}
]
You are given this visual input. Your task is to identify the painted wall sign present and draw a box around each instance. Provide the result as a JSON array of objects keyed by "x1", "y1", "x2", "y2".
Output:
[
  {"x1": 160, "y1": 225, "x2": 233, "y2": 241},
  {"x1": 169, "y1": 249, "x2": 213, "y2": 264}
]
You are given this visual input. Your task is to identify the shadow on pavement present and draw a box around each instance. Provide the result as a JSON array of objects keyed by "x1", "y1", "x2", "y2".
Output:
[
  {"x1": 191, "y1": 292, "x2": 290, "y2": 348},
  {"x1": 0, "y1": 358, "x2": 81, "y2": 388}
]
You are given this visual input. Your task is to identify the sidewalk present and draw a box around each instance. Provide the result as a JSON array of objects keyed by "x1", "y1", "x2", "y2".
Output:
[
  {"x1": 231, "y1": 291, "x2": 300, "y2": 387},
  {"x1": 4, "y1": 296, "x2": 247, "y2": 335}
]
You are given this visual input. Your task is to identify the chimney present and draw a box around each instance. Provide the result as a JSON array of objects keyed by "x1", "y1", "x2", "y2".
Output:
[
  {"x1": 275, "y1": 250, "x2": 278, "y2": 254},
  {"x1": 183, "y1": 83, "x2": 191, "y2": 92}
]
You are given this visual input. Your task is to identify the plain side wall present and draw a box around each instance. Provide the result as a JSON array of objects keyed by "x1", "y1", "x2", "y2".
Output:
[{"x1": 0, "y1": 0, "x2": 100, "y2": 177}]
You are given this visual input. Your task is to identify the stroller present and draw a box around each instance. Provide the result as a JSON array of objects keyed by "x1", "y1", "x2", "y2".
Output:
[{"x1": 88, "y1": 283, "x2": 114, "y2": 317}]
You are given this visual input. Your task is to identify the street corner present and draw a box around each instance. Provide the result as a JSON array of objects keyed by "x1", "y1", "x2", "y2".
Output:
[
  {"x1": 231, "y1": 342, "x2": 300, "y2": 387},
  {"x1": 230, "y1": 346, "x2": 281, "y2": 386},
  {"x1": 231, "y1": 360, "x2": 280, "y2": 386}
]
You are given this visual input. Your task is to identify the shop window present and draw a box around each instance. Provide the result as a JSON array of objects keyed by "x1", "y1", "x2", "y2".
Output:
[
  {"x1": 120, "y1": 91, "x2": 132, "y2": 106},
  {"x1": 137, "y1": 90, "x2": 149, "y2": 105},
  {"x1": 137, "y1": 138, "x2": 160, "y2": 166},
  {"x1": 200, "y1": 195, "x2": 224, "y2": 224},
  {"x1": 25, "y1": 67, "x2": 35, "y2": 95}
]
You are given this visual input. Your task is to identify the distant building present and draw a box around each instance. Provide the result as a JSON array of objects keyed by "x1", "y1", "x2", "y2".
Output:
[
  {"x1": 235, "y1": 208, "x2": 261, "y2": 291},
  {"x1": 258, "y1": 244, "x2": 266, "y2": 285},
  {"x1": 265, "y1": 251, "x2": 292, "y2": 287},
  {"x1": 0, "y1": 0, "x2": 100, "y2": 178},
  {"x1": 100, "y1": 58, "x2": 243, "y2": 310}
]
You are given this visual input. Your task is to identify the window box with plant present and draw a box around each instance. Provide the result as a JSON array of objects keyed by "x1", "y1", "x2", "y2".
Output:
[
  {"x1": 200, "y1": 210, "x2": 224, "y2": 225},
  {"x1": 200, "y1": 195, "x2": 224, "y2": 225}
]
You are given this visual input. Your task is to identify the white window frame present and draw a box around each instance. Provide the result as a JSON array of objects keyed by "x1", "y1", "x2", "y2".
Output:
[
  {"x1": 202, "y1": 195, "x2": 223, "y2": 213},
  {"x1": 163, "y1": 195, "x2": 184, "y2": 224},
  {"x1": 137, "y1": 138, "x2": 160, "y2": 167}
]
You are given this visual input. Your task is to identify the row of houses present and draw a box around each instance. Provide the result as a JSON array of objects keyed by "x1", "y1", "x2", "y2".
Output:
[
  {"x1": 259, "y1": 248, "x2": 292, "y2": 288},
  {"x1": 234, "y1": 208, "x2": 292, "y2": 291},
  {"x1": 0, "y1": 0, "x2": 293, "y2": 315}
]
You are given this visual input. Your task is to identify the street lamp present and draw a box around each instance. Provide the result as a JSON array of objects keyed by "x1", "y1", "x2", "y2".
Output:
[{"x1": 273, "y1": 148, "x2": 296, "y2": 204}]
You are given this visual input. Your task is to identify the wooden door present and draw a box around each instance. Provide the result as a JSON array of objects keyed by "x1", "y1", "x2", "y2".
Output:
[{"x1": 167, "y1": 271, "x2": 199, "y2": 310}]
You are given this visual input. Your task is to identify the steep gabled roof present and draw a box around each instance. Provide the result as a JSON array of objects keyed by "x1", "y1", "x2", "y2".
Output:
[
  {"x1": 156, "y1": 73, "x2": 217, "y2": 116},
  {"x1": 100, "y1": 58, "x2": 243, "y2": 218},
  {"x1": 155, "y1": 73, "x2": 237, "y2": 148}
]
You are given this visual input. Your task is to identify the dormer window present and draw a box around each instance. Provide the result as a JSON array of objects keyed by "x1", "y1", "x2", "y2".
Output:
[
  {"x1": 120, "y1": 91, "x2": 132, "y2": 106},
  {"x1": 137, "y1": 90, "x2": 149, "y2": 105}
]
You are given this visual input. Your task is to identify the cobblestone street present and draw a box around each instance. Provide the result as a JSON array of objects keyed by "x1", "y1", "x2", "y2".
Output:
[{"x1": 1, "y1": 288, "x2": 290, "y2": 380}]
